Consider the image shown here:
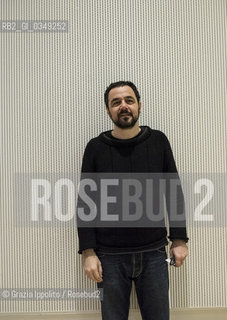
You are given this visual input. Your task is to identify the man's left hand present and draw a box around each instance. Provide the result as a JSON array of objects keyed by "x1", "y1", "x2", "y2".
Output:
[{"x1": 170, "y1": 239, "x2": 188, "y2": 267}]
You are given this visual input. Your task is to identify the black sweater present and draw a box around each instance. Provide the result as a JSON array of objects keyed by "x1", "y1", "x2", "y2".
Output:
[{"x1": 77, "y1": 126, "x2": 188, "y2": 254}]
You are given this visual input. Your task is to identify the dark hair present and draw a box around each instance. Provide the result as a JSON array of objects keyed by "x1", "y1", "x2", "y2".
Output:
[{"x1": 104, "y1": 81, "x2": 141, "y2": 108}]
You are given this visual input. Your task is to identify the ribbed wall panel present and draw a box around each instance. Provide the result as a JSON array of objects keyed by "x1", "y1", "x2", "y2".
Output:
[{"x1": 0, "y1": 0, "x2": 226, "y2": 313}]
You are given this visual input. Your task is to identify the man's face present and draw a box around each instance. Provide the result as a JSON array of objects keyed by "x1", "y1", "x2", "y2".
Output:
[{"x1": 106, "y1": 86, "x2": 141, "y2": 129}]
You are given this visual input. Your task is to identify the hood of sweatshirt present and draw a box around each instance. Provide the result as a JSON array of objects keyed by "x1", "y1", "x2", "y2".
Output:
[{"x1": 98, "y1": 125, "x2": 152, "y2": 147}]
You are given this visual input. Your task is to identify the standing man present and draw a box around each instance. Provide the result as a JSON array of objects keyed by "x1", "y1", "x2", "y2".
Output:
[{"x1": 77, "y1": 81, "x2": 189, "y2": 320}]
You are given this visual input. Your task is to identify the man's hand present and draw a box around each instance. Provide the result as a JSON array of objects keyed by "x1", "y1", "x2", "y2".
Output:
[
  {"x1": 170, "y1": 240, "x2": 188, "y2": 267},
  {"x1": 82, "y1": 249, "x2": 103, "y2": 282}
]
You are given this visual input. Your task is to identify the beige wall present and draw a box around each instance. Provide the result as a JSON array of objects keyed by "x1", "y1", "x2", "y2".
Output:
[{"x1": 0, "y1": 0, "x2": 226, "y2": 314}]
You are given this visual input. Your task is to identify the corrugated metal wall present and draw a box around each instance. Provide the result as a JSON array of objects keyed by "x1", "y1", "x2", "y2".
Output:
[{"x1": 0, "y1": 0, "x2": 226, "y2": 313}]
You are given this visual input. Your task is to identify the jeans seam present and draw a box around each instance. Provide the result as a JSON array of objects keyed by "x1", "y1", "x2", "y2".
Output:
[
  {"x1": 133, "y1": 253, "x2": 143, "y2": 278},
  {"x1": 138, "y1": 252, "x2": 143, "y2": 277},
  {"x1": 132, "y1": 254, "x2": 135, "y2": 278}
]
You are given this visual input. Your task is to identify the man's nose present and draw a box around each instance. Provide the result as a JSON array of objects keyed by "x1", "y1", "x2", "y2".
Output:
[{"x1": 119, "y1": 99, "x2": 128, "y2": 109}]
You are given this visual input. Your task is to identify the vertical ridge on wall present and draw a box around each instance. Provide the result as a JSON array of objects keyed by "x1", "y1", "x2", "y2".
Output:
[{"x1": 0, "y1": 0, "x2": 226, "y2": 313}]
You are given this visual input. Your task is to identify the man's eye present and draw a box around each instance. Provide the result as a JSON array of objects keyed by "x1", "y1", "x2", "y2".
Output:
[{"x1": 126, "y1": 99, "x2": 134, "y2": 104}]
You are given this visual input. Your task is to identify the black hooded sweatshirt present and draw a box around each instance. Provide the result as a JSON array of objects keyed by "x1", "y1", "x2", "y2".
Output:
[{"x1": 77, "y1": 126, "x2": 189, "y2": 254}]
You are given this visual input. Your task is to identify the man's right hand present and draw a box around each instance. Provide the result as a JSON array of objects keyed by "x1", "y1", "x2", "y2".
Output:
[{"x1": 82, "y1": 249, "x2": 103, "y2": 283}]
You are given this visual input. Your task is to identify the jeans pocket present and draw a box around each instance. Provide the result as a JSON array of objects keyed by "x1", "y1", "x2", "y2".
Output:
[
  {"x1": 96, "y1": 252, "x2": 106, "y2": 258},
  {"x1": 155, "y1": 246, "x2": 166, "y2": 253}
]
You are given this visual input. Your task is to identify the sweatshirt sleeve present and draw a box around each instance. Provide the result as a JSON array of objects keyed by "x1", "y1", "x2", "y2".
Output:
[
  {"x1": 161, "y1": 133, "x2": 189, "y2": 243},
  {"x1": 77, "y1": 140, "x2": 98, "y2": 254}
]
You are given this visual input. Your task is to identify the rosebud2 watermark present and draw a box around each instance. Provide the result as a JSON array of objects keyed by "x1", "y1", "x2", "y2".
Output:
[
  {"x1": 0, "y1": 288, "x2": 103, "y2": 300},
  {"x1": 13, "y1": 173, "x2": 227, "y2": 228}
]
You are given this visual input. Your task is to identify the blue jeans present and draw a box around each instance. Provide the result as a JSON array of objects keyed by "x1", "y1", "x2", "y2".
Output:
[{"x1": 96, "y1": 247, "x2": 169, "y2": 320}]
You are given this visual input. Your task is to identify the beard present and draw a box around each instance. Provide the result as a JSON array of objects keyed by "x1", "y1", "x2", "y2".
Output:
[{"x1": 109, "y1": 108, "x2": 140, "y2": 129}]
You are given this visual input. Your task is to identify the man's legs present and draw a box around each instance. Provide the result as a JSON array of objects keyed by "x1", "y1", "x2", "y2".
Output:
[
  {"x1": 96, "y1": 248, "x2": 169, "y2": 320},
  {"x1": 97, "y1": 253, "x2": 132, "y2": 320},
  {"x1": 134, "y1": 247, "x2": 169, "y2": 320}
]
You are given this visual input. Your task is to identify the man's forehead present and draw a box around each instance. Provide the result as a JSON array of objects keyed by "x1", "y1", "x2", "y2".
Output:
[{"x1": 109, "y1": 86, "x2": 136, "y2": 100}]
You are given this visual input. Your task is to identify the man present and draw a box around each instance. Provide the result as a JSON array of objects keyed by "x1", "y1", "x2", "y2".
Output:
[{"x1": 77, "y1": 81, "x2": 189, "y2": 320}]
